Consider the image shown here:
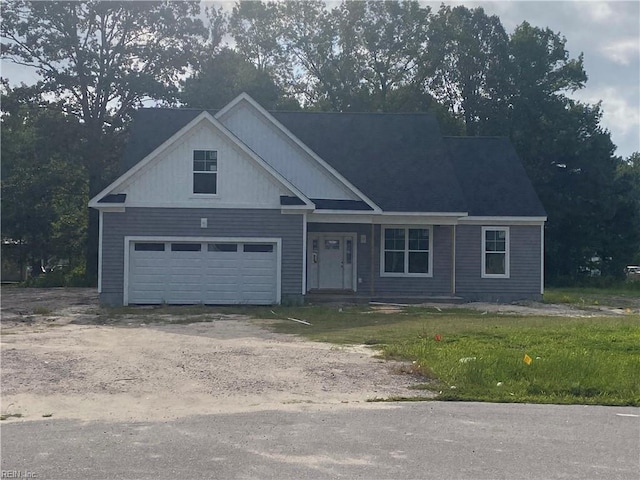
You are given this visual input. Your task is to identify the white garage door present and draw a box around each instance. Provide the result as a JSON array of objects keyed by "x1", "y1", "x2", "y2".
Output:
[{"x1": 128, "y1": 240, "x2": 278, "y2": 305}]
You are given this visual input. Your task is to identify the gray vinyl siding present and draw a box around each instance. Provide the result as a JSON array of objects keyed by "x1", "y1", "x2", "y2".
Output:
[
  {"x1": 374, "y1": 225, "x2": 453, "y2": 297},
  {"x1": 456, "y1": 224, "x2": 542, "y2": 302},
  {"x1": 100, "y1": 208, "x2": 303, "y2": 306}
]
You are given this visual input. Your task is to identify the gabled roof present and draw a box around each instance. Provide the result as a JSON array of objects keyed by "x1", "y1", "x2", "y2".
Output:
[
  {"x1": 91, "y1": 110, "x2": 313, "y2": 209},
  {"x1": 111, "y1": 96, "x2": 545, "y2": 218},
  {"x1": 271, "y1": 111, "x2": 468, "y2": 213},
  {"x1": 445, "y1": 137, "x2": 546, "y2": 217},
  {"x1": 120, "y1": 109, "x2": 204, "y2": 174}
]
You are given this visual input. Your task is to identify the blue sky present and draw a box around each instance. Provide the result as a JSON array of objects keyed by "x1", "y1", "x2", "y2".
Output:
[{"x1": 2, "y1": 1, "x2": 638, "y2": 158}]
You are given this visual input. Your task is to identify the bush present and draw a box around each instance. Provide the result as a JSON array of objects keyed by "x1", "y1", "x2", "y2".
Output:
[{"x1": 24, "y1": 263, "x2": 92, "y2": 287}]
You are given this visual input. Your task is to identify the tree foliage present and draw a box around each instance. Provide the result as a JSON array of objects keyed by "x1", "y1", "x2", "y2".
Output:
[
  {"x1": 1, "y1": 83, "x2": 88, "y2": 278},
  {"x1": 181, "y1": 47, "x2": 293, "y2": 110},
  {"x1": 1, "y1": 0, "x2": 208, "y2": 282},
  {"x1": 424, "y1": 5, "x2": 511, "y2": 135}
]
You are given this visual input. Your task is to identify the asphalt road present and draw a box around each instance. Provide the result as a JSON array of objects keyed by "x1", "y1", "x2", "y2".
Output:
[{"x1": 1, "y1": 402, "x2": 638, "y2": 480}]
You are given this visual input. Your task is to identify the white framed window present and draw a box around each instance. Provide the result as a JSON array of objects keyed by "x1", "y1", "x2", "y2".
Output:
[
  {"x1": 381, "y1": 226, "x2": 432, "y2": 277},
  {"x1": 193, "y1": 150, "x2": 217, "y2": 194},
  {"x1": 482, "y1": 227, "x2": 510, "y2": 278}
]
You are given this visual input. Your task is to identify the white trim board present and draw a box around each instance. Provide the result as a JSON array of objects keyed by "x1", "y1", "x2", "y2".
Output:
[{"x1": 481, "y1": 226, "x2": 510, "y2": 279}]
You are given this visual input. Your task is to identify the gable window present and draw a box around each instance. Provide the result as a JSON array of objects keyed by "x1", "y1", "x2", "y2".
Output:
[
  {"x1": 381, "y1": 227, "x2": 432, "y2": 276},
  {"x1": 193, "y1": 150, "x2": 217, "y2": 194},
  {"x1": 482, "y1": 227, "x2": 510, "y2": 278}
]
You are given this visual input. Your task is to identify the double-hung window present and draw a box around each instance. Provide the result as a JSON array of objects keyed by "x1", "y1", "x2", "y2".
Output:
[
  {"x1": 482, "y1": 227, "x2": 509, "y2": 277},
  {"x1": 193, "y1": 150, "x2": 217, "y2": 194},
  {"x1": 381, "y1": 227, "x2": 432, "y2": 276}
]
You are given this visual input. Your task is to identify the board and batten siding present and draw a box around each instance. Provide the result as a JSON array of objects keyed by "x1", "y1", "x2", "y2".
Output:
[
  {"x1": 118, "y1": 120, "x2": 289, "y2": 208},
  {"x1": 100, "y1": 208, "x2": 303, "y2": 306},
  {"x1": 455, "y1": 224, "x2": 542, "y2": 302},
  {"x1": 218, "y1": 102, "x2": 358, "y2": 201}
]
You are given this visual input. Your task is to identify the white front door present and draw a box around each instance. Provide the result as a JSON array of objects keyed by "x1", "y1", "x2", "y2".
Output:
[{"x1": 307, "y1": 234, "x2": 355, "y2": 291}]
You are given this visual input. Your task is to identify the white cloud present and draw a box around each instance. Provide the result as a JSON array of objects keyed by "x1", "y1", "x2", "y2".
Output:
[
  {"x1": 599, "y1": 38, "x2": 640, "y2": 65},
  {"x1": 582, "y1": 1, "x2": 614, "y2": 23},
  {"x1": 575, "y1": 87, "x2": 639, "y2": 134},
  {"x1": 572, "y1": 87, "x2": 640, "y2": 155}
]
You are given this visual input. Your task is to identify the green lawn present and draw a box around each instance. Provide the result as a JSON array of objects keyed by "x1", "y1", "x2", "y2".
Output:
[
  {"x1": 259, "y1": 305, "x2": 640, "y2": 406},
  {"x1": 544, "y1": 285, "x2": 640, "y2": 309}
]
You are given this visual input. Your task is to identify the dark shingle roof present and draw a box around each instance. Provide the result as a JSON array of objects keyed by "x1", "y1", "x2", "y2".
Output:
[
  {"x1": 271, "y1": 111, "x2": 467, "y2": 213},
  {"x1": 120, "y1": 109, "x2": 205, "y2": 173},
  {"x1": 118, "y1": 107, "x2": 544, "y2": 217},
  {"x1": 445, "y1": 137, "x2": 546, "y2": 217}
]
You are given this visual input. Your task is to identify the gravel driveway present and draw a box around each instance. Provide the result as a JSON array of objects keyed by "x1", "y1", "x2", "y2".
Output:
[{"x1": 1, "y1": 288, "x2": 422, "y2": 423}]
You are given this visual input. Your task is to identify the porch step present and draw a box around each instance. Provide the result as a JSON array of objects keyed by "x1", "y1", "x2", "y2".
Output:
[{"x1": 305, "y1": 292, "x2": 465, "y2": 305}]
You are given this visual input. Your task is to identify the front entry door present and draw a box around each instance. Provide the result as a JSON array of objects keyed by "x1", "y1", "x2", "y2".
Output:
[{"x1": 307, "y1": 234, "x2": 355, "y2": 291}]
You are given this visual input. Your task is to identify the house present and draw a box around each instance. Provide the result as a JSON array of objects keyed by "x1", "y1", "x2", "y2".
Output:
[{"x1": 89, "y1": 93, "x2": 546, "y2": 306}]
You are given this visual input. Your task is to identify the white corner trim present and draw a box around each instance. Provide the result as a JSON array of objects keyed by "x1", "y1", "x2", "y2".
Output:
[
  {"x1": 452, "y1": 225, "x2": 456, "y2": 296},
  {"x1": 89, "y1": 110, "x2": 314, "y2": 209},
  {"x1": 302, "y1": 213, "x2": 307, "y2": 295},
  {"x1": 379, "y1": 225, "x2": 434, "y2": 278},
  {"x1": 481, "y1": 226, "x2": 510, "y2": 279},
  {"x1": 215, "y1": 93, "x2": 382, "y2": 213},
  {"x1": 98, "y1": 210, "x2": 103, "y2": 293},
  {"x1": 122, "y1": 235, "x2": 282, "y2": 306},
  {"x1": 540, "y1": 224, "x2": 545, "y2": 295}
]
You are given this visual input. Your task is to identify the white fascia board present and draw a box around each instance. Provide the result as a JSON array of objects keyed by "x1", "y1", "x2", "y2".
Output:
[
  {"x1": 281, "y1": 205, "x2": 315, "y2": 214},
  {"x1": 379, "y1": 212, "x2": 468, "y2": 224},
  {"x1": 381, "y1": 211, "x2": 468, "y2": 217},
  {"x1": 91, "y1": 205, "x2": 126, "y2": 213},
  {"x1": 89, "y1": 110, "x2": 313, "y2": 209},
  {"x1": 307, "y1": 213, "x2": 376, "y2": 224},
  {"x1": 307, "y1": 211, "x2": 466, "y2": 225},
  {"x1": 216, "y1": 93, "x2": 382, "y2": 213},
  {"x1": 459, "y1": 216, "x2": 547, "y2": 225}
]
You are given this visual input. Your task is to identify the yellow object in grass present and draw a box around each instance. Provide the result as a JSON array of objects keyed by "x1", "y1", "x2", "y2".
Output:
[{"x1": 523, "y1": 354, "x2": 533, "y2": 365}]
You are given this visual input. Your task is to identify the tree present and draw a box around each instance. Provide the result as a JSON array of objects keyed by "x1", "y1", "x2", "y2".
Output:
[
  {"x1": 181, "y1": 47, "x2": 293, "y2": 110},
  {"x1": 423, "y1": 5, "x2": 511, "y2": 135},
  {"x1": 614, "y1": 153, "x2": 640, "y2": 267},
  {"x1": 1, "y1": 0, "x2": 209, "y2": 282},
  {"x1": 229, "y1": 1, "x2": 284, "y2": 75},
  {"x1": 505, "y1": 22, "x2": 635, "y2": 280},
  {"x1": 1, "y1": 83, "x2": 88, "y2": 278},
  {"x1": 331, "y1": 0, "x2": 430, "y2": 112}
]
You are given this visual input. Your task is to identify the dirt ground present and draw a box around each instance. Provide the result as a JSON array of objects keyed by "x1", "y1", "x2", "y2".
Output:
[
  {"x1": 1, "y1": 287, "x2": 636, "y2": 424},
  {"x1": 1, "y1": 288, "x2": 426, "y2": 423}
]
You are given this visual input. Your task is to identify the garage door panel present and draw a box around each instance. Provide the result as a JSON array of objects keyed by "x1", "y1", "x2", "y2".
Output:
[{"x1": 129, "y1": 240, "x2": 278, "y2": 305}]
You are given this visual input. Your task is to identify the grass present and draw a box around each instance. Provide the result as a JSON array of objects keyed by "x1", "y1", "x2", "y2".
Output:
[
  {"x1": 262, "y1": 305, "x2": 640, "y2": 406},
  {"x1": 545, "y1": 285, "x2": 640, "y2": 309}
]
